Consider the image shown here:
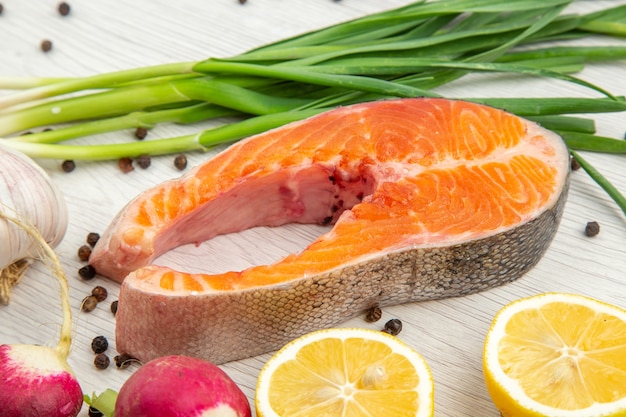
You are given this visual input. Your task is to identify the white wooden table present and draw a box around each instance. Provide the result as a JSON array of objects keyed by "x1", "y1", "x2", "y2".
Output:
[{"x1": 1, "y1": 1, "x2": 625, "y2": 416}]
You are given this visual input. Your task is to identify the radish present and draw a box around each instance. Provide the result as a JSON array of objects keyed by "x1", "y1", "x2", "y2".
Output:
[
  {"x1": 0, "y1": 211, "x2": 83, "y2": 417},
  {"x1": 0, "y1": 345, "x2": 83, "y2": 417},
  {"x1": 111, "y1": 355, "x2": 251, "y2": 417}
]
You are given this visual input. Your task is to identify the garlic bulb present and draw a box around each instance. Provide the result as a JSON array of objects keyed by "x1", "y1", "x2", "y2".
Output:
[{"x1": 0, "y1": 143, "x2": 68, "y2": 304}]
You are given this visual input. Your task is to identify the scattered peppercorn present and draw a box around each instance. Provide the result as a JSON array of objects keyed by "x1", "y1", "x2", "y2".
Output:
[
  {"x1": 238, "y1": 0, "x2": 247, "y2": 4},
  {"x1": 94, "y1": 353, "x2": 110, "y2": 370},
  {"x1": 174, "y1": 154, "x2": 187, "y2": 170},
  {"x1": 91, "y1": 286, "x2": 108, "y2": 302},
  {"x1": 78, "y1": 264, "x2": 96, "y2": 280},
  {"x1": 110, "y1": 300, "x2": 119, "y2": 316},
  {"x1": 570, "y1": 156, "x2": 581, "y2": 171},
  {"x1": 382, "y1": 318, "x2": 403, "y2": 336},
  {"x1": 57, "y1": 2, "x2": 70, "y2": 16},
  {"x1": 91, "y1": 336, "x2": 109, "y2": 354},
  {"x1": 585, "y1": 221, "x2": 600, "y2": 237},
  {"x1": 88, "y1": 406, "x2": 104, "y2": 417},
  {"x1": 114, "y1": 353, "x2": 136, "y2": 370},
  {"x1": 136, "y1": 154, "x2": 151, "y2": 169},
  {"x1": 134, "y1": 127, "x2": 148, "y2": 140},
  {"x1": 81, "y1": 295, "x2": 98, "y2": 312},
  {"x1": 118, "y1": 157, "x2": 134, "y2": 173},
  {"x1": 0, "y1": 4, "x2": 4, "y2": 15},
  {"x1": 61, "y1": 159, "x2": 76, "y2": 173},
  {"x1": 87, "y1": 232, "x2": 100, "y2": 247},
  {"x1": 77, "y1": 245, "x2": 91, "y2": 262},
  {"x1": 365, "y1": 305, "x2": 382, "y2": 323},
  {"x1": 41, "y1": 39, "x2": 53, "y2": 52}
]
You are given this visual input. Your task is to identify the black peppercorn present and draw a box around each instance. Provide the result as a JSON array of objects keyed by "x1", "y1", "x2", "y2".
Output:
[
  {"x1": 585, "y1": 221, "x2": 600, "y2": 237},
  {"x1": 134, "y1": 127, "x2": 148, "y2": 140},
  {"x1": 570, "y1": 156, "x2": 581, "y2": 171},
  {"x1": 91, "y1": 336, "x2": 109, "y2": 354},
  {"x1": 61, "y1": 160, "x2": 76, "y2": 173},
  {"x1": 136, "y1": 154, "x2": 151, "y2": 169},
  {"x1": 365, "y1": 306, "x2": 382, "y2": 323},
  {"x1": 58, "y1": 2, "x2": 70, "y2": 16},
  {"x1": 86, "y1": 232, "x2": 100, "y2": 247},
  {"x1": 94, "y1": 353, "x2": 110, "y2": 370},
  {"x1": 382, "y1": 318, "x2": 402, "y2": 336},
  {"x1": 78, "y1": 264, "x2": 96, "y2": 280},
  {"x1": 114, "y1": 353, "x2": 136, "y2": 369},
  {"x1": 81, "y1": 295, "x2": 98, "y2": 312},
  {"x1": 111, "y1": 300, "x2": 119, "y2": 316},
  {"x1": 0, "y1": 4, "x2": 4, "y2": 15},
  {"x1": 118, "y1": 157, "x2": 134, "y2": 173},
  {"x1": 41, "y1": 39, "x2": 53, "y2": 52},
  {"x1": 91, "y1": 286, "x2": 108, "y2": 302},
  {"x1": 174, "y1": 154, "x2": 187, "y2": 170},
  {"x1": 77, "y1": 245, "x2": 91, "y2": 262},
  {"x1": 88, "y1": 406, "x2": 104, "y2": 417}
]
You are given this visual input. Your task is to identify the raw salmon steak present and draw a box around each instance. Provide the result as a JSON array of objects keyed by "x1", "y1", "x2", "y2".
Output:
[{"x1": 89, "y1": 98, "x2": 570, "y2": 364}]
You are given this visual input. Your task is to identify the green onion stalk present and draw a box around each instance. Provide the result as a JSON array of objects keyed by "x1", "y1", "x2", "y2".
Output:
[{"x1": 0, "y1": 0, "x2": 625, "y2": 215}]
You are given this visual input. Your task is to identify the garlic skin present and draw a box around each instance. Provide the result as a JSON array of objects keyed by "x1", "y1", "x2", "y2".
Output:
[{"x1": 0, "y1": 143, "x2": 68, "y2": 273}]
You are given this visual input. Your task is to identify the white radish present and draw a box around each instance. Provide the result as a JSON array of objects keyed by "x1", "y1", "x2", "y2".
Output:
[
  {"x1": 0, "y1": 143, "x2": 68, "y2": 304},
  {"x1": 0, "y1": 200, "x2": 83, "y2": 416}
]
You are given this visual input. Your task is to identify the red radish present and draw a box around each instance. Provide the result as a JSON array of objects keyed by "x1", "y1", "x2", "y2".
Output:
[
  {"x1": 0, "y1": 211, "x2": 83, "y2": 417},
  {"x1": 0, "y1": 345, "x2": 83, "y2": 417},
  {"x1": 114, "y1": 355, "x2": 251, "y2": 417}
]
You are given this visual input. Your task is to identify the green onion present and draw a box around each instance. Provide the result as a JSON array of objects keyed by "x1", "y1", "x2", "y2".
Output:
[
  {"x1": 571, "y1": 151, "x2": 626, "y2": 216},
  {"x1": 0, "y1": 0, "x2": 625, "y2": 216}
]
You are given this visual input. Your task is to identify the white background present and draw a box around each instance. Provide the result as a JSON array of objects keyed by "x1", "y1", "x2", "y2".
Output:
[{"x1": 1, "y1": 1, "x2": 625, "y2": 416}]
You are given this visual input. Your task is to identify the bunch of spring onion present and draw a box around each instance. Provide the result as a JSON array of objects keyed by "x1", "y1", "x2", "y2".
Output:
[{"x1": 0, "y1": 0, "x2": 625, "y2": 214}]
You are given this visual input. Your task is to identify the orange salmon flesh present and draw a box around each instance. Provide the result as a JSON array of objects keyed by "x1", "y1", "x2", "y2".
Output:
[{"x1": 89, "y1": 98, "x2": 570, "y2": 363}]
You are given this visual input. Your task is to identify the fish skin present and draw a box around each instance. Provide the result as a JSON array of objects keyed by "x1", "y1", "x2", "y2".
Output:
[{"x1": 89, "y1": 98, "x2": 571, "y2": 364}]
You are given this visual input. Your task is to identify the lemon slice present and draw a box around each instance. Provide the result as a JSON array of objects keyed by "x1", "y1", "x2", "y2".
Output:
[
  {"x1": 483, "y1": 292, "x2": 626, "y2": 417},
  {"x1": 255, "y1": 327, "x2": 434, "y2": 417}
]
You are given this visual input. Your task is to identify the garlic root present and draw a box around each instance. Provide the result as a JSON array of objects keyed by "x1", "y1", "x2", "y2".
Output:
[{"x1": 0, "y1": 259, "x2": 31, "y2": 305}]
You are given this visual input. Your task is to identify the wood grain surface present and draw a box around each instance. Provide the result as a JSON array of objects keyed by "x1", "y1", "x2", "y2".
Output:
[{"x1": 1, "y1": 1, "x2": 625, "y2": 416}]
